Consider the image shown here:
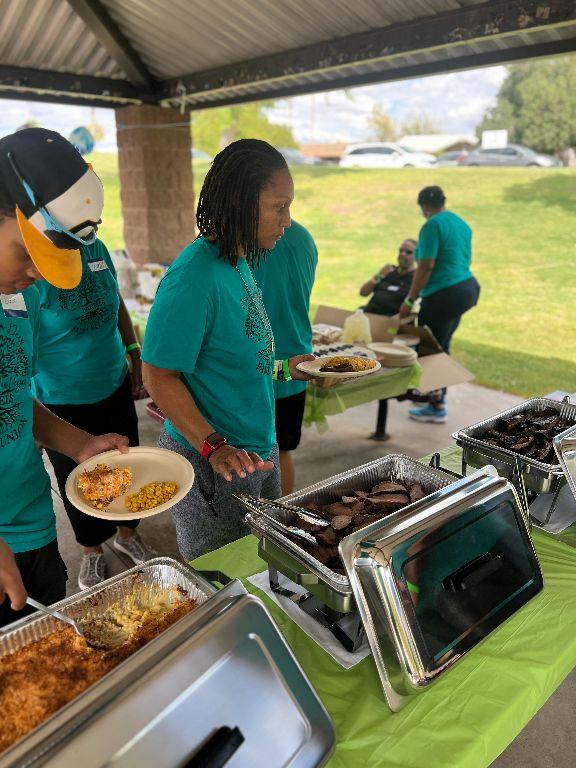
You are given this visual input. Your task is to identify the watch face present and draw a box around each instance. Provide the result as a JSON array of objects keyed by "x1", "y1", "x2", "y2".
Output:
[{"x1": 207, "y1": 432, "x2": 225, "y2": 447}]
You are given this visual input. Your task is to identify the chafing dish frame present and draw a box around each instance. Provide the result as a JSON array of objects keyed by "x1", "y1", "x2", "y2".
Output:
[{"x1": 454, "y1": 397, "x2": 576, "y2": 531}]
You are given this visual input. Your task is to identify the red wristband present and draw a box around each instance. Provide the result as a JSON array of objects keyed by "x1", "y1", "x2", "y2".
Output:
[{"x1": 201, "y1": 435, "x2": 227, "y2": 460}]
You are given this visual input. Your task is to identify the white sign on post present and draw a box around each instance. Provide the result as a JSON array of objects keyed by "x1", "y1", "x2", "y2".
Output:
[{"x1": 481, "y1": 130, "x2": 508, "y2": 149}]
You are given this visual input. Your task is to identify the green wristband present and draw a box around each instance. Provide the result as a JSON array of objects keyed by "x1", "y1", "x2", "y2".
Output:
[
  {"x1": 406, "y1": 580, "x2": 420, "y2": 595},
  {"x1": 126, "y1": 342, "x2": 141, "y2": 353},
  {"x1": 403, "y1": 297, "x2": 414, "y2": 309}
]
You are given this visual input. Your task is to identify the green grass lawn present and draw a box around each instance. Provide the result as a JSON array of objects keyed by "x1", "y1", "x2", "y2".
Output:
[{"x1": 93, "y1": 152, "x2": 576, "y2": 399}]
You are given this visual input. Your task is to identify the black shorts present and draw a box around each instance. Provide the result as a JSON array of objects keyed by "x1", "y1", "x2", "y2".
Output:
[
  {"x1": 0, "y1": 539, "x2": 68, "y2": 628},
  {"x1": 44, "y1": 373, "x2": 140, "y2": 547},
  {"x1": 275, "y1": 390, "x2": 307, "y2": 452}
]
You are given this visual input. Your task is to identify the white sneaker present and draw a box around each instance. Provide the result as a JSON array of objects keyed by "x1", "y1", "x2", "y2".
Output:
[
  {"x1": 78, "y1": 552, "x2": 107, "y2": 590},
  {"x1": 113, "y1": 532, "x2": 157, "y2": 565}
]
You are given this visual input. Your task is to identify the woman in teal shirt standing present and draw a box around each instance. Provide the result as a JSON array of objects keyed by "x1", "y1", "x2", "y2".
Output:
[
  {"x1": 252, "y1": 220, "x2": 318, "y2": 495},
  {"x1": 399, "y1": 186, "x2": 480, "y2": 422},
  {"x1": 143, "y1": 139, "x2": 312, "y2": 560},
  {"x1": 32, "y1": 239, "x2": 156, "y2": 589}
]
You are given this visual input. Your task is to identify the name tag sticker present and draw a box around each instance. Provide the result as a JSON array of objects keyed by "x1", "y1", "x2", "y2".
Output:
[
  {"x1": 88, "y1": 260, "x2": 108, "y2": 273},
  {"x1": 387, "y1": 285, "x2": 400, "y2": 292},
  {"x1": 1, "y1": 293, "x2": 28, "y2": 318}
]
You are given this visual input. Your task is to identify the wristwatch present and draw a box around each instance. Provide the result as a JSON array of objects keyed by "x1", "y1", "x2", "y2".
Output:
[{"x1": 201, "y1": 432, "x2": 228, "y2": 460}]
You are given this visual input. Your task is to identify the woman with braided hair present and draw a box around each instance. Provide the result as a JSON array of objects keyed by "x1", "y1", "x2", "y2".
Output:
[{"x1": 142, "y1": 139, "x2": 312, "y2": 559}]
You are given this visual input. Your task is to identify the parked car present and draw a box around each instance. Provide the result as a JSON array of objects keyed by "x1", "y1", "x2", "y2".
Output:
[
  {"x1": 278, "y1": 147, "x2": 321, "y2": 165},
  {"x1": 461, "y1": 144, "x2": 561, "y2": 167},
  {"x1": 436, "y1": 150, "x2": 469, "y2": 166},
  {"x1": 339, "y1": 142, "x2": 436, "y2": 169}
]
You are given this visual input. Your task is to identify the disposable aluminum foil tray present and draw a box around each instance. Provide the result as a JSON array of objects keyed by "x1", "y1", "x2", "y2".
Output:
[
  {"x1": 245, "y1": 455, "x2": 455, "y2": 606},
  {"x1": 0, "y1": 560, "x2": 220, "y2": 766},
  {"x1": 0, "y1": 557, "x2": 216, "y2": 658},
  {"x1": 455, "y1": 397, "x2": 576, "y2": 493}
]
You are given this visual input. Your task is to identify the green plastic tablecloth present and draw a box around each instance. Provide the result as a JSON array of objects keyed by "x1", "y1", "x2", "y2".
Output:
[
  {"x1": 192, "y1": 445, "x2": 576, "y2": 768},
  {"x1": 129, "y1": 310, "x2": 149, "y2": 344},
  {"x1": 304, "y1": 364, "x2": 421, "y2": 431}
]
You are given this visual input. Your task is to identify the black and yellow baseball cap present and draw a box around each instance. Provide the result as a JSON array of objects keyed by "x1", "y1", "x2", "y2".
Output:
[{"x1": 0, "y1": 128, "x2": 104, "y2": 289}]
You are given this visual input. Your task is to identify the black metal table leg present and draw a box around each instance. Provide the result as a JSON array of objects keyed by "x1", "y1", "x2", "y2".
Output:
[
  {"x1": 374, "y1": 399, "x2": 389, "y2": 438},
  {"x1": 267, "y1": 568, "x2": 365, "y2": 652}
]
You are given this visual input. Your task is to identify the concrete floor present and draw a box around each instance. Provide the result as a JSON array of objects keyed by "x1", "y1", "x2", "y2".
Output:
[{"x1": 48, "y1": 383, "x2": 575, "y2": 768}]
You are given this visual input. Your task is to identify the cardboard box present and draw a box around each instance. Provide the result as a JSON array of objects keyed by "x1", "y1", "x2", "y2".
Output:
[
  {"x1": 396, "y1": 322, "x2": 474, "y2": 392},
  {"x1": 313, "y1": 306, "x2": 474, "y2": 393}
]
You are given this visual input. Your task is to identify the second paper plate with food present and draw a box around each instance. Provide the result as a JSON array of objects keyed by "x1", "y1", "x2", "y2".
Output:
[
  {"x1": 297, "y1": 355, "x2": 381, "y2": 380},
  {"x1": 65, "y1": 447, "x2": 194, "y2": 520}
]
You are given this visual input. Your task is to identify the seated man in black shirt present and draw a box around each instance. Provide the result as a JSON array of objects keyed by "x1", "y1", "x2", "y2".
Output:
[
  {"x1": 360, "y1": 239, "x2": 416, "y2": 315},
  {"x1": 359, "y1": 238, "x2": 417, "y2": 441}
]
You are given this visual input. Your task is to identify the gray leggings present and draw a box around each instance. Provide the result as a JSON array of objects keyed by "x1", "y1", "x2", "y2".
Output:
[{"x1": 158, "y1": 430, "x2": 281, "y2": 560}]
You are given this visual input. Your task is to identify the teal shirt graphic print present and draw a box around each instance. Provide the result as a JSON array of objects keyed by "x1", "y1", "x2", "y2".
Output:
[
  {"x1": 142, "y1": 238, "x2": 277, "y2": 458},
  {"x1": 31, "y1": 240, "x2": 127, "y2": 405},
  {"x1": 0, "y1": 287, "x2": 55, "y2": 553}
]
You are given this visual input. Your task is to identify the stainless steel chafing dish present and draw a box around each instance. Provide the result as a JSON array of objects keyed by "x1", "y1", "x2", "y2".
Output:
[
  {"x1": 244, "y1": 455, "x2": 455, "y2": 616},
  {"x1": 0, "y1": 558, "x2": 335, "y2": 768},
  {"x1": 454, "y1": 397, "x2": 576, "y2": 494},
  {"x1": 339, "y1": 467, "x2": 543, "y2": 711},
  {"x1": 454, "y1": 397, "x2": 576, "y2": 532},
  {"x1": 244, "y1": 460, "x2": 543, "y2": 710}
]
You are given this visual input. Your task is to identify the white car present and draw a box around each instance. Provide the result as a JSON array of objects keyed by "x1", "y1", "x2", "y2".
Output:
[{"x1": 339, "y1": 142, "x2": 436, "y2": 169}]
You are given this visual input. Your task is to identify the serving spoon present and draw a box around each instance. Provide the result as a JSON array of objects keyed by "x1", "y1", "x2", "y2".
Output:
[{"x1": 25, "y1": 597, "x2": 101, "y2": 647}]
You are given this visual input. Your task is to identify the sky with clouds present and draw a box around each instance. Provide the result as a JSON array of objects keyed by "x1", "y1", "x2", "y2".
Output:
[
  {"x1": 0, "y1": 64, "x2": 506, "y2": 150},
  {"x1": 268, "y1": 66, "x2": 507, "y2": 143}
]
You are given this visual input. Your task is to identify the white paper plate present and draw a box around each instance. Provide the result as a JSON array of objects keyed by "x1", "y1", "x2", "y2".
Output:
[
  {"x1": 369, "y1": 342, "x2": 417, "y2": 357},
  {"x1": 65, "y1": 447, "x2": 194, "y2": 520},
  {"x1": 297, "y1": 356, "x2": 381, "y2": 380},
  {"x1": 393, "y1": 334, "x2": 420, "y2": 348},
  {"x1": 368, "y1": 343, "x2": 417, "y2": 367}
]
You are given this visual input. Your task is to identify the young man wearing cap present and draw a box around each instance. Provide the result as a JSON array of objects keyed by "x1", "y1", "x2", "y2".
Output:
[{"x1": 0, "y1": 128, "x2": 129, "y2": 626}]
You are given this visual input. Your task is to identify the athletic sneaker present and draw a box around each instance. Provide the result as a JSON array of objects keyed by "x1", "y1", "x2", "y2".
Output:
[
  {"x1": 78, "y1": 552, "x2": 107, "y2": 590},
  {"x1": 409, "y1": 404, "x2": 447, "y2": 423},
  {"x1": 113, "y1": 532, "x2": 158, "y2": 565}
]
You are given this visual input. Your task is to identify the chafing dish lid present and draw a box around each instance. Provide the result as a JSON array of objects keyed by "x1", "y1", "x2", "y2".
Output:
[
  {"x1": 339, "y1": 467, "x2": 543, "y2": 706},
  {"x1": 554, "y1": 425, "x2": 576, "y2": 503}
]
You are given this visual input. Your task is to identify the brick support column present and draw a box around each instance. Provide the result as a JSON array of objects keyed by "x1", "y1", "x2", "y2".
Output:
[{"x1": 115, "y1": 105, "x2": 194, "y2": 266}]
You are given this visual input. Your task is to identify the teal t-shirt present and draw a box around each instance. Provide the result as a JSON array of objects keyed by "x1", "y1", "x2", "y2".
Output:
[
  {"x1": 252, "y1": 221, "x2": 318, "y2": 399},
  {"x1": 142, "y1": 238, "x2": 276, "y2": 459},
  {"x1": 31, "y1": 240, "x2": 127, "y2": 405},
  {"x1": 416, "y1": 210, "x2": 473, "y2": 297},
  {"x1": 0, "y1": 287, "x2": 55, "y2": 553}
]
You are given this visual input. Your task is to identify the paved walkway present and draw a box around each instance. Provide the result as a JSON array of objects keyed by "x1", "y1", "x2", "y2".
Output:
[{"x1": 47, "y1": 382, "x2": 574, "y2": 768}]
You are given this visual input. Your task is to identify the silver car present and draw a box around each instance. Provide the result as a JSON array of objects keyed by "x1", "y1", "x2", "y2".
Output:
[
  {"x1": 436, "y1": 150, "x2": 469, "y2": 166},
  {"x1": 462, "y1": 144, "x2": 561, "y2": 167},
  {"x1": 277, "y1": 147, "x2": 321, "y2": 165}
]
